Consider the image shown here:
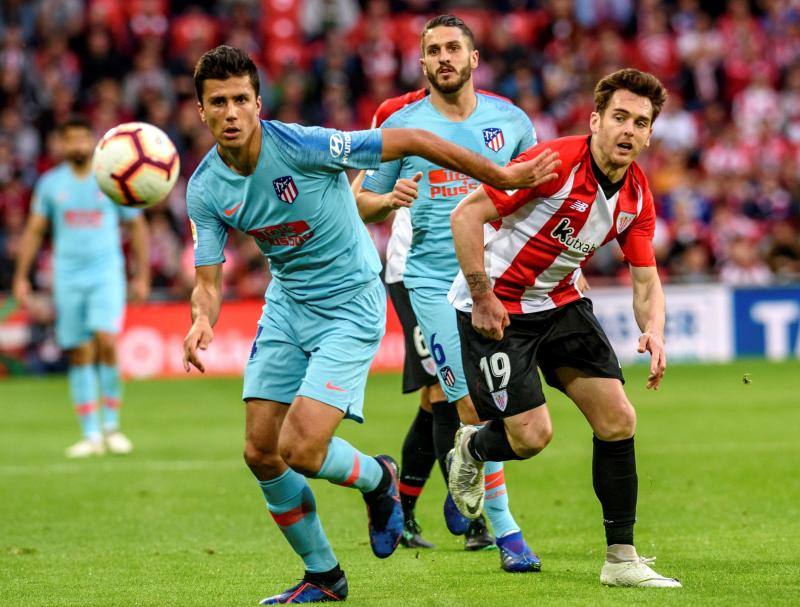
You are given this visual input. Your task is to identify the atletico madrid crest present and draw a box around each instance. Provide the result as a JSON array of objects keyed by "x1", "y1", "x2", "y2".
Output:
[
  {"x1": 440, "y1": 365, "x2": 456, "y2": 387},
  {"x1": 273, "y1": 176, "x2": 299, "y2": 204},
  {"x1": 483, "y1": 128, "x2": 505, "y2": 152}
]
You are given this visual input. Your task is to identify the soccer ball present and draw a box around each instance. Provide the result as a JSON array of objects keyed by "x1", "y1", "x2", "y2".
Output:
[{"x1": 93, "y1": 122, "x2": 180, "y2": 208}]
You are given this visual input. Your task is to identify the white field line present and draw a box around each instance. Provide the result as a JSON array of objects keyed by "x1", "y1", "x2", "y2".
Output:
[
  {"x1": 0, "y1": 459, "x2": 242, "y2": 476},
  {"x1": 0, "y1": 440, "x2": 797, "y2": 476}
]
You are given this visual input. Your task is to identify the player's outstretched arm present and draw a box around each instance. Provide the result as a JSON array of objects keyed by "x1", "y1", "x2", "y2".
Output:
[
  {"x1": 127, "y1": 214, "x2": 151, "y2": 303},
  {"x1": 381, "y1": 128, "x2": 560, "y2": 191},
  {"x1": 183, "y1": 263, "x2": 223, "y2": 373},
  {"x1": 451, "y1": 188, "x2": 508, "y2": 341},
  {"x1": 630, "y1": 265, "x2": 666, "y2": 390},
  {"x1": 356, "y1": 172, "x2": 422, "y2": 224},
  {"x1": 12, "y1": 213, "x2": 48, "y2": 308}
]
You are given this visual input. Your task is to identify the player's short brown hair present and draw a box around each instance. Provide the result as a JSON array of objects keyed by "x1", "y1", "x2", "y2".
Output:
[
  {"x1": 594, "y1": 69, "x2": 667, "y2": 123},
  {"x1": 421, "y1": 14, "x2": 475, "y2": 52},
  {"x1": 193, "y1": 45, "x2": 260, "y2": 103}
]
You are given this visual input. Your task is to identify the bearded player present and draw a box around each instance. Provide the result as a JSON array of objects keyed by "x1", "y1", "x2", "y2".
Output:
[
  {"x1": 13, "y1": 116, "x2": 149, "y2": 458},
  {"x1": 447, "y1": 68, "x2": 682, "y2": 588},
  {"x1": 358, "y1": 15, "x2": 543, "y2": 572},
  {"x1": 356, "y1": 87, "x2": 494, "y2": 550}
]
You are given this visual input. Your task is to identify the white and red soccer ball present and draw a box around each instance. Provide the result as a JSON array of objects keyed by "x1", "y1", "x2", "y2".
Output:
[{"x1": 93, "y1": 122, "x2": 180, "y2": 208}]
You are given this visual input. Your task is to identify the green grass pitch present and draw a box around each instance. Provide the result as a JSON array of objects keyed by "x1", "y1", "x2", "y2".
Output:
[{"x1": 1, "y1": 360, "x2": 798, "y2": 606}]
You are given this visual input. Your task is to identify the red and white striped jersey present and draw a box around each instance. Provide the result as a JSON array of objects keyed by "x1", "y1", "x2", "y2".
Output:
[{"x1": 449, "y1": 135, "x2": 657, "y2": 314}]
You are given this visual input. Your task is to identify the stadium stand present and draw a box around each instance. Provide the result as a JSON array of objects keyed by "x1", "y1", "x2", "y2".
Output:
[{"x1": 1, "y1": 0, "x2": 799, "y2": 301}]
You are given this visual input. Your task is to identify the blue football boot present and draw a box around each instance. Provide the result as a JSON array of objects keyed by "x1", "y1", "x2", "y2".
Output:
[
  {"x1": 259, "y1": 574, "x2": 348, "y2": 604},
  {"x1": 364, "y1": 455, "x2": 403, "y2": 558},
  {"x1": 497, "y1": 531, "x2": 542, "y2": 573},
  {"x1": 444, "y1": 450, "x2": 472, "y2": 535},
  {"x1": 443, "y1": 491, "x2": 471, "y2": 535}
]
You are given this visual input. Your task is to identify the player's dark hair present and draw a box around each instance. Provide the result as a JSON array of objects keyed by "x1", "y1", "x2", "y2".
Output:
[
  {"x1": 193, "y1": 45, "x2": 260, "y2": 103},
  {"x1": 594, "y1": 68, "x2": 667, "y2": 123},
  {"x1": 421, "y1": 14, "x2": 475, "y2": 52},
  {"x1": 57, "y1": 115, "x2": 92, "y2": 134}
]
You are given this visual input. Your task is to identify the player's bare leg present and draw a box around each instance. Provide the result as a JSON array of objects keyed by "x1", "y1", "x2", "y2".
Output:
[
  {"x1": 280, "y1": 396, "x2": 402, "y2": 560},
  {"x1": 245, "y1": 399, "x2": 348, "y2": 604},
  {"x1": 557, "y1": 368, "x2": 681, "y2": 587},
  {"x1": 95, "y1": 331, "x2": 131, "y2": 454},
  {"x1": 65, "y1": 341, "x2": 105, "y2": 458}
]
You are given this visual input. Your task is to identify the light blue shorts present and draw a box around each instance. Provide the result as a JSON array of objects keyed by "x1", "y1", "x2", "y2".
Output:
[
  {"x1": 54, "y1": 273, "x2": 125, "y2": 349},
  {"x1": 408, "y1": 284, "x2": 468, "y2": 403},
  {"x1": 243, "y1": 279, "x2": 386, "y2": 423}
]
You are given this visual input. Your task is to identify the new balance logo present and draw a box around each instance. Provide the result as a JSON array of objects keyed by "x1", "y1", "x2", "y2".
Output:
[{"x1": 570, "y1": 200, "x2": 589, "y2": 213}]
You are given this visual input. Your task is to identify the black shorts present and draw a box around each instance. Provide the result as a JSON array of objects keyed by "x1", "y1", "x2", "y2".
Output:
[
  {"x1": 387, "y1": 281, "x2": 439, "y2": 394},
  {"x1": 456, "y1": 298, "x2": 624, "y2": 420}
]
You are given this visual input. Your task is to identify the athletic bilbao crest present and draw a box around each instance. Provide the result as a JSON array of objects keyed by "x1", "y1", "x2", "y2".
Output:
[
  {"x1": 440, "y1": 365, "x2": 456, "y2": 387},
  {"x1": 491, "y1": 389, "x2": 508, "y2": 411},
  {"x1": 273, "y1": 176, "x2": 298, "y2": 204},
  {"x1": 616, "y1": 211, "x2": 636, "y2": 233},
  {"x1": 483, "y1": 128, "x2": 505, "y2": 152}
]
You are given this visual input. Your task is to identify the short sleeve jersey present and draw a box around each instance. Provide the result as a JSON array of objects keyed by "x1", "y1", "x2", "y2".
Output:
[
  {"x1": 31, "y1": 163, "x2": 140, "y2": 278},
  {"x1": 363, "y1": 92, "x2": 536, "y2": 290},
  {"x1": 448, "y1": 135, "x2": 657, "y2": 314},
  {"x1": 186, "y1": 120, "x2": 383, "y2": 306}
]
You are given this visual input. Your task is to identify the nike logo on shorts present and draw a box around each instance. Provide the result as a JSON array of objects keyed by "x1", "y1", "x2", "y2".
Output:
[{"x1": 325, "y1": 381, "x2": 347, "y2": 392}]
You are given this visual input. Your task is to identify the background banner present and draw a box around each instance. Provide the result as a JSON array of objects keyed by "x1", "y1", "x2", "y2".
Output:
[
  {"x1": 733, "y1": 287, "x2": 800, "y2": 359},
  {"x1": 2, "y1": 285, "x2": 798, "y2": 378},
  {"x1": 587, "y1": 284, "x2": 734, "y2": 364},
  {"x1": 117, "y1": 298, "x2": 405, "y2": 378}
]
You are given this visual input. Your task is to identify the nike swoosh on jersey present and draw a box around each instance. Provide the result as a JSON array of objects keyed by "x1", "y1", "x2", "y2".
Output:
[
  {"x1": 223, "y1": 202, "x2": 243, "y2": 216},
  {"x1": 325, "y1": 381, "x2": 347, "y2": 392}
]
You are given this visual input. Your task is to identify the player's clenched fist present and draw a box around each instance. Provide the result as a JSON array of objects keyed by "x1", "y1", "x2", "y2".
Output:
[
  {"x1": 183, "y1": 318, "x2": 214, "y2": 373},
  {"x1": 501, "y1": 148, "x2": 561, "y2": 190},
  {"x1": 472, "y1": 291, "x2": 510, "y2": 341},
  {"x1": 384, "y1": 172, "x2": 423, "y2": 210}
]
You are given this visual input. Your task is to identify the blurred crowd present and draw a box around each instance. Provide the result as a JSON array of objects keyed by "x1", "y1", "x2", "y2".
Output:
[{"x1": 1, "y1": 0, "x2": 800, "y2": 301}]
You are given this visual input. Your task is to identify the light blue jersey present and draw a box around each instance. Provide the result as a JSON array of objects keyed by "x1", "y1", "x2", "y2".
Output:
[
  {"x1": 31, "y1": 163, "x2": 139, "y2": 347},
  {"x1": 31, "y1": 163, "x2": 140, "y2": 281},
  {"x1": 187, "y1": 120, "x2": 383, "y2": 306},
  {"x1": 363, "y1": 93, "x2": 536, "y2": 290}
]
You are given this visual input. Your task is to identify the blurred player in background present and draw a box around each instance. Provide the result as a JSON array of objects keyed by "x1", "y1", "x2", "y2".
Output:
[
  {"x1": 447, "y1": 68, "x2": 682, "y2": 588},
  {"x1": 181, "y1": 45, "x2": 558, "y2": 604},
  {"x1": 13, "y1": 116, "x2": 150, "y2": 458},
  {"x1": 357, "y1": 15, "x2": 548, "y2": 572}
]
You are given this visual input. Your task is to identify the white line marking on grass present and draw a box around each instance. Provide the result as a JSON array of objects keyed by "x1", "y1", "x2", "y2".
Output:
[{"x1": 0, "y1": 459, "x2": 242, "y2": 476}]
